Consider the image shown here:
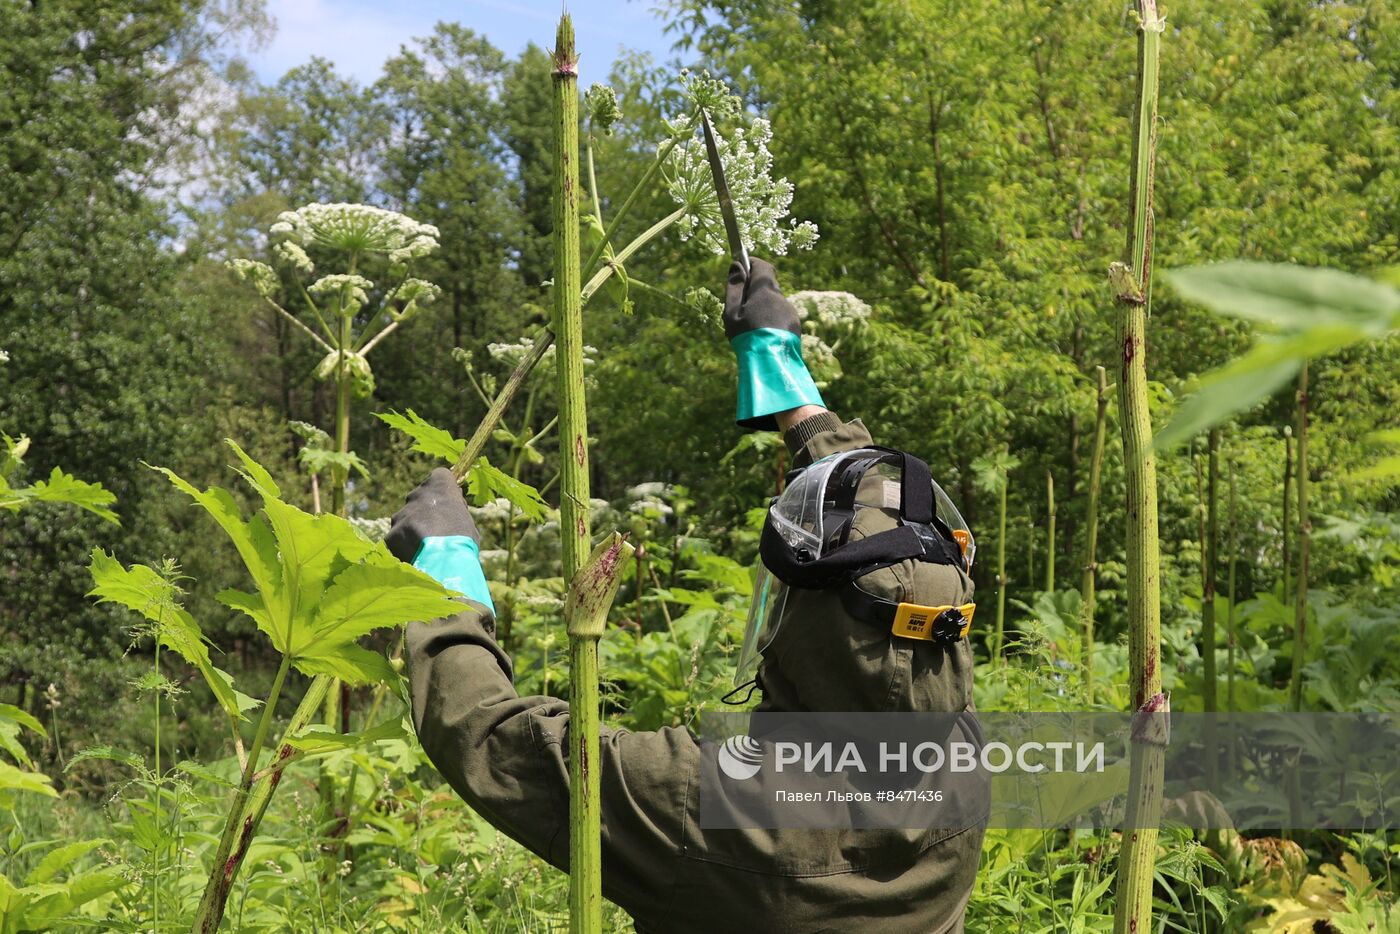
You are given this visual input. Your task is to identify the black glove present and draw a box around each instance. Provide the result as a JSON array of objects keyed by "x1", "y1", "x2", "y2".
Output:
[
  {"x1": 723, "y1": 257, "x2": 802, "y2": 339},
  {"x1": 723, "y1": 258, "x2": 824, "y2": 431},
  {"x1": 385, "y1": 468, "x2": 481, "y2": 564}
]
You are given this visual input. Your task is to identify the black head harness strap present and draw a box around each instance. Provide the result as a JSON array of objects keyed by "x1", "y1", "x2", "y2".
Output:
[{"x1": 759, "y1": 447, "x2": 962, "y2": 590}]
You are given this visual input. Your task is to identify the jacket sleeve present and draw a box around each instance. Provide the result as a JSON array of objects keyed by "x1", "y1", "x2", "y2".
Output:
[
  {"x1": 783, "y1": 409, "x2": 875, "y2": 465},
  {"x1": 404, "y1": 603, "x2": 691, "y2": 917}
]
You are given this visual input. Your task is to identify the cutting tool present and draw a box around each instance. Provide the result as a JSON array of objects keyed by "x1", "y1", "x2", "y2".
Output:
[{"x1": 700, "y1": 110, "x2": 749, "y2": 275}]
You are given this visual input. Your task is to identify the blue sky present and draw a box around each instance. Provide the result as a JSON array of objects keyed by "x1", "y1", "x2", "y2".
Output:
[{"x1": 248, "y1": 0, "x2": 678, "y2": 86}]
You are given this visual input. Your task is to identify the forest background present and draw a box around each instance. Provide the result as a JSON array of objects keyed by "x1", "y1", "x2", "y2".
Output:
[{"x1": 2, "y1": 0, "x2": 1399, "y2": 930}]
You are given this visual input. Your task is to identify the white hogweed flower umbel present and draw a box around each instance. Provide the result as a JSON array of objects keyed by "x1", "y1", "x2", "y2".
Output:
[
  {"x1": 665, "y1": 116, "x2": 819, "y2": 258},
  {"x1": 789, "y1": 291, "x2": 873, "y2": 331},
  {"x1": 271, "y1": 202, "x2": 440, "y2": 261}
]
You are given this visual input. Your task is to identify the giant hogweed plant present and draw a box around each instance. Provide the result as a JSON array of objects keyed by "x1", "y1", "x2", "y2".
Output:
[
  {"x1": 227, "y1": 202, "x2": 442, "y2": 519},
  {"x1": 427, "y1": 69, "x2": 823, "y2": 485},
  {"x1": 85, "y1": 441, "x2": 462, "y2": 933},
  {"x1": 228, "y1": 203, "x2": 443, "y2": 780}
]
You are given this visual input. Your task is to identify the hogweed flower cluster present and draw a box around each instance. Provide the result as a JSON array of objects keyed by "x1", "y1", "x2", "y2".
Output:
[
  {"x1": 269, "y1": 202, "x2": 439, "y2": 264},
  {"x1": 486, "y1": 335, "x2": 597, "y2": 369},
  {"x1": 790, "y1": 291, "x2": 872, "y2": 332},
  {"x1": 585, "y1": 83, "x2": 622, "y2": 135},
  {"x1": 226, "y1": 203, "x2": 443, "y2": 397},
  {"x1": 663, "y1": 72, "x2": 818, "y2": 258},
  {"x1": 790, "y1": 291, "x2": 871, "y2": 389}
]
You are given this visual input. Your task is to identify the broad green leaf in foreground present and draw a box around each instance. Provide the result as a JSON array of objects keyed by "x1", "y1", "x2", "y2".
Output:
[
  {"x1": 1165, "y1": 261, "x2": 1400, "y2": 335},
  {"x1": 0, "y1": 713, "x2": 38, "y2": 767},
  {"x1": 0, "y1": 862, "x2": 129, "y2": 929},
  {"x1": 1153, "y1": 328, "x2": 1364, "y2": 451},
  {"x1": 157, "y1": 440, "x2": 463, "y2": 686},
  {"x1": 0, "y1": 760, "x2": 56, "y2": 798},
  {"x1": 1159, "y1": 263, "x2": 1400, "y2": 447},
  {"x1": 26, "y1": 839, "x2": 111, "y2": 886}
]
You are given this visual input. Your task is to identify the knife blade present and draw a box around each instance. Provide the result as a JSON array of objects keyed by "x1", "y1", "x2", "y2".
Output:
[{"x1": 700, "y1": 109, "x2": 749, "y2": 275}]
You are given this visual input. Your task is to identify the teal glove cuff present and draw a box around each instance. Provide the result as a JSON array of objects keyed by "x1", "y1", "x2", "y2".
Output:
[
  {"x1": 412, "y1": 536, "x2": 495, "y2": 612},
  {"x1": 730, "y1": 327, "x2": 825, "y2": 430}
]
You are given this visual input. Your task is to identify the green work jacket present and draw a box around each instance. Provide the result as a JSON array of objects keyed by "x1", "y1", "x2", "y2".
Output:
[{"x1": 406, "y1": 414, "x2": 984, "y2": 933}]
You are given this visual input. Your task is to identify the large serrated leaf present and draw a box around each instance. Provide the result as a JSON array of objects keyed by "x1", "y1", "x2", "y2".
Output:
[
  {"x1": 217, "y1": 588, "x2": 280, "y2": 647},
  {"x1": 19, "y1": 468, "x2": 119, "y2": 524},
  {"x1": 301, "y1": 550, "x2": 460, "y2": 654},
  {"x1": 467, "y1": 457, "x2": 550, "y2": 522},
  {"x1": 293, "y1": 644, "x2": 398, "y2": 686},
  {"x1": 151, "y1": 467, "x2": 281, "y2": 604},
  {"x1": 376, "y1": 409, "x2": 467, "y2": 462}
]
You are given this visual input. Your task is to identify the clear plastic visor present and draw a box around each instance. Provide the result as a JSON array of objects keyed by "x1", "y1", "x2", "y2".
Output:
[{"x1": 734, "y1": 565, "x2": 788, "y2": 685}]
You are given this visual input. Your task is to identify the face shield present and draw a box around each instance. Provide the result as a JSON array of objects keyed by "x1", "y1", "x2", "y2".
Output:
[{"x1": 734, "y1": 448, "x2": 973, "y2": 685}]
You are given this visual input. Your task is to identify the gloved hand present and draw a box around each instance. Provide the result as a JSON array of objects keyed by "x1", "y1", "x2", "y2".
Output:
[
  {"x1": 386, "y1": 468, "x2": 494, "y2": 610},
  {"x1": 724, "y1": 257, "x2": 825, "y2": 431}
]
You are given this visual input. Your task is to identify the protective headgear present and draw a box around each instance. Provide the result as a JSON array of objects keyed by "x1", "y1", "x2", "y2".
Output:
[{"x1": 735, "y1": 447, "x2": 974, "y2": 685}]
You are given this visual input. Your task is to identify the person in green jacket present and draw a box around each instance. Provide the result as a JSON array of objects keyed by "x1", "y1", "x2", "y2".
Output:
[{"x1": 388, "y1": 259, "x2": 984, "y2": 933}]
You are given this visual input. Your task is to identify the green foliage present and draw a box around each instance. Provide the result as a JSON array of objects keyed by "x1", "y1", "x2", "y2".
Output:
[
  {"x1": 377, "y1": 409, "x2": 551, "y2": 521},
  {"x1": 0, "y1": 704, "x2": 54, "y2": 803},
  {"x1": 1158, "y1": 263, "x2": 1400, "y2": 449},
  {"x1": 87, "y1": 551, "x2": 250, "y2": 721},
  {"x1": 289, "y1": 421, "x2": 368, "y2": 480},
  {"x1": 153, "y1": 441, "x2": 461, "y2": 684},
  {"x1": 0, "y1": 853, "x2": 127, "y2": 934},
  {"x1": 0, "y1": 435, "x2": 117, "y2": 524}
]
